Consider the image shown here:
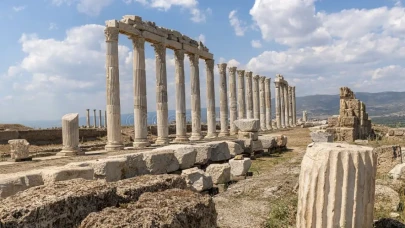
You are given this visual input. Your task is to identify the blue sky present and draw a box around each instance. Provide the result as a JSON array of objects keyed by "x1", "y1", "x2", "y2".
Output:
[{"x1": 0, "y1": 0, "x2": 404, "y2": 122}]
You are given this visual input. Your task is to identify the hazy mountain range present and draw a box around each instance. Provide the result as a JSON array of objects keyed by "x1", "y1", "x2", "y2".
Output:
[{"x1": 10, "y1": 91, "x2": 405, "y2": 128}]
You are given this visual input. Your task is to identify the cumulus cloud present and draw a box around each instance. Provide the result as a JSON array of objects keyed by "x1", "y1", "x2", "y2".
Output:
[
  {"x1": 251, "y1": 40, "x2": 262, "y2": 48},
  {"x1": 197, "y1": 34, "x2": 206, "y2": 44},
  {"x1": 229, "y1": 10, "x2": 248, "y2": 36}
]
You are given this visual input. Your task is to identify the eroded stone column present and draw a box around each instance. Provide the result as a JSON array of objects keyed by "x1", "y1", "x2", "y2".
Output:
[
  {"x1": 205, "y1": 59, "x2": 217, "y2": 139},
  {"x1": 280, "y1": 83, "x2": 286, "y2": 128},
  {"x1": 57, "y1": 113, "x2": 83, "y2": 156},
  {"x1": 245, "y1": 71, "x2": 254, "y2": 119},
  {"x1": 274, "y1": 79, "x2": 281, "y2": 129},
  {"x1": 99, "y1": 110, "x2": 102, "y2": 128},
  {"x1": 288, "y1": 86, "x2": 293, "y2": 127},
  {"x1": 173, "y1": 50, "x2": 188, "y2": 143},
  {"x1": 86, "y1": 109, "x2": 90, "y2": 128},
  {"x1": 253, "y1": 75, "x2": 260, "y2": 123},
  {"x1": 259, "y1": 76, "x2": 267, "y2": 131},
  {"x1": 292, "y1": 86, "x2": 296, "y2": 126},
  {"x1": 105, "y1": 27, "x2": 123, "y2": 151},
  {"x1": 265, "y1": 78, "x2": 273, "y2": 130},
  {"x1": 131, "y1": 36, "x2": 150, "y2": 148},
  {"x1": 237, "y1": 70, "x2": 246, "y2": 119},
  {"x1": 152, "y1": 42, "x2": 169, "y2": 145},
  {"x1": 296, "y1": 143, "x2": 376, "y2": 228},
  {"x1": 228, "y1": 66, "x2": 238, "y2": 135},
  {"x1": 218, "y1": 63, "x2": 229, "y2": 137},
  {"x1": 93, "y1": 109, "x2": 97, "y2": 128},
  {"x1": 284, "y1": 83, "x2": 290, "y2": 128},
  {"x1": 188, "y1": 53, "x2": 203, "y2": 141},
  {"x1": 104, "y1": 110, "x2": 107, "y2": 129}
]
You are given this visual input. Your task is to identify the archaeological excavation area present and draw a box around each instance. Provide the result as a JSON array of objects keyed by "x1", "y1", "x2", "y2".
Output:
[{"x1": 1, "y1": 14, "x2": 401, "y2": 228}]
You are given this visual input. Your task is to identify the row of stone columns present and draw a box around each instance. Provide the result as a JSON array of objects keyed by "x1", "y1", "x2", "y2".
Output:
[
  {"x1": 274, "y1": 74, "x2": 297, "y2": 129},
  {"x1": 85, "y1": 109, "x2": 107, "y2": 129}
]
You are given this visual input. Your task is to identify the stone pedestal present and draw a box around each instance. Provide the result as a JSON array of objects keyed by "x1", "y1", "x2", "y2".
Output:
[
  {"x1": 259, "y1": 76, "x2": 267, "y2": 131},
  {"x1": 86, "y1": 109, "x2": 90, "y2": 128},
  {"x1": 8, "y1": 139, "x2": 31, "y2": 162},
  {"x1": 228, "y1": 67, "x2": 238, "y2": 135},
  {"x1": 296, "y1": 143, "x2": 376, "y2": 228},
  {"x1": 57, "y1": 113, "x2": 83, "y2": 156},
  {"x1": 189, "y1": 54, "x2": 203, "y2": 141},
  {"x1": 253, "y1": 75, "x2": 260, "y2": 123},
  {"x1": 104, "y1": 27, "x2": 123, "y2": 151},
  {"x1": 237, "y1": 70, "x2": 246, "y2": 119},
  {"x1": 173, "y1": 50, "x2": 189, "y2": 143},
  {"x1": 218, "y1": 63, "x2": 229, "y2": 137},
  {"x1": 132, "y1": 36, "x2": 151, "y2": 148},
  {"x1": 265, "y1": 78, "x2": 273, "y2": 130},
  {"x1": 245, "y1": 71, "x2": 254, "y2": 119},
  {"x1": 205, "y1": 59, "x2": 217, "y2": 139},
  {"x1": 152, "y1": 43, "x2": 169, "y2": 145}
]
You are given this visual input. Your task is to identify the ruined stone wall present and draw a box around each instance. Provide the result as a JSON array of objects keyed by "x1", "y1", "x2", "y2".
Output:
[
  {"x1": 0, "y1": 129, "x2": 107, "y2": 145},
  {"x1": 327, "y1": 87, "x2": 372, "y2": 142}
]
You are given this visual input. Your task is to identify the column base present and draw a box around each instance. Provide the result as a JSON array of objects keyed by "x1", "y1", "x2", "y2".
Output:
[
  {"x1": 229, "y1": 131, "x2": 238, "y2": 136},
  {"x1": 204, "y1": 133, "x2": 217, "y2": 139},
  {"x1": 218, "y1": 132, "x2": 230, "y2": 137},
  {"x1": 173, "y1": 136, "x2": 190, "y2": 143},
  {"x1": 105, "y1": 143, "x2": 124, "y2": 151},
  {"x1": 56, "y1": 149, "x2": 84, "y2": 156},
  {"x1": 155, "y1": 137, "x2": 170, "y2": 146},
  {"x1": 133, "y1": 140, "x2": 151, "y2": 149},
  {"x1": 189, "y1": 134, "x2": 204, "y2": 141}
]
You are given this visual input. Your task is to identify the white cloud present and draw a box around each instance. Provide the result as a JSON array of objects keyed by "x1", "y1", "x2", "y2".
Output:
[
  {"x1": 229, "y1": 10, "x2": 248, "y2": 36},
  {"x1": 227, "y1": 59, "x2": 241, "y2": 68},
  {"x1": 12, "y1": 6, "x2": 26, "y2": 12},
  {"x1": 197, "y1": 34, "x2": 206, "y2": 44},
  {"x1": 49, "y1": 23, "x2": 58, "y2": 30},
  {"x1": 50, "y1": 0, "x2": 113, "y2": 16},
  {"x1": 251, "y1": 40, "x2": 262, "y2": 48}
]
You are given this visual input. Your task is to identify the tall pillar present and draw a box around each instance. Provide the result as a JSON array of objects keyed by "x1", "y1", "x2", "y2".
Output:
[
  {"x1": 86, "y1": 109, "x2": 90, "y2": 128},
  {"x1": 228, "y1": 66, "x2": 238, "y2": 135},
  {"x1": 265, "y1": 78, "x2": 273, "y2": 130},
  {"x1": 205, "y1": 59, "x2": 217, "y2": 139},
  {"x1": 99, "y1": 110, "x2": 102, "y2": 128},
  {"x1": 131, "y1": 36, "x2": 150, "y2": 148},
  {"x1": 104, "y1": 110, "x2": 107, "y2": 129},
  {"x1": 152, "y1": 42, "x2": 169, "y2": 145},
  {"x1": 237, "y1": 70, "x2": 246, "y2": 119},
  {"x1": 245, "y1": 71, "x2": 254, "y2": 119},
  {"x1": 105, "y1": 27, "x2": 123, "y2": 151},
  {"x1": 292, "y1": 86, "x2": 296, "y2": 126},
  {"x1": 274, "y1": 79, "x2": 281, "y2": 129},
  {"x1": 57, "y1": 113, "x2": 83, "y2": 156},
  {"x1": 188, "y1": 54, "x2": 203, "y2": 141},
  {"x1": 296, "y1": 143, "x2": 376, "y2": 228},
  {"x1": 303, "y1": 111, "x2": 308, "y2": 122},
  {"x1": 288, "y1": 86, "x2": 293, "y2": 127},
  {"x1": 280, "y1": 83, "x2": 286, "y2": 128},
  {"x1": 259, "y1": 76, "x2": 267, "y2": 131},
  {"x1": 253, "y1": 75, "x2": 260, "y2": 124},
  {"x1": 218, "y1": 63, "x2": 229, "y2": 137},
  {"x1": 93, "y1": 109, "x2": 97, "y2": 128},
  {"x1": 173, "y1": 50, "x2": 188, "y2": 143},
  {"x1": 284, "y1": 83, "x2": 290, "y2": 128}
]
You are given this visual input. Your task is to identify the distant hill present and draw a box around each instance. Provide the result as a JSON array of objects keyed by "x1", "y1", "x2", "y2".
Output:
[{"x1": 10, "y1": 91, "x2": 405, "y2": 128}]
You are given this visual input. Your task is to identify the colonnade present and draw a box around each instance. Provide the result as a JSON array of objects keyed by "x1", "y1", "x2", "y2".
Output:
[
  {"x1": 103, "y1": 17, "x2": 297, "y2": 151},
  {"x1": 274, "y1": 74, "x2": 297, "y2": 129}
]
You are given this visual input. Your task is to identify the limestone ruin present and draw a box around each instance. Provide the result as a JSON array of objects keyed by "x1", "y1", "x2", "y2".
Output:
[{"x1": 327, "y1": 87, "x2": 372, "y2": 142}]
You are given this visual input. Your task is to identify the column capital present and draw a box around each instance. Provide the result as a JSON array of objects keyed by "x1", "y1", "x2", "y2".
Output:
[
  {"x1": 265, "y1": 78, "x2": 271, "y2": 84},
  {"x1": 217, "y1": 63, "x2": 227, "y2": 74},
  {"x1": 174, "y1": 49, "x2": 185, "y2": 61},
  {"x1": 205, "y1": 59, "x2": 214, "y2": 69},
  {"x1": 237, "y1": 69, "x2": 245, "y2": 77},
  {"x1": 228, "y1": 66, "x2": 237, "y2": 75},
  {"x1": 130, "y1": 36, "x2": 145, "y2": 49},
  {"x1": 151, "y1": 42, "x2": 166, "y2": 62},
  {"x1": 274, "y1": 81, "x2": 280, "y2": 88},
  {"x1": 253, "y1": 74, "x2": 260, "y2": 80},
  {"x1": 245, "y1": 71, "x2": 253, "y2": 78},
  {"x1": 187, "y1": 53, "x2": 199, "y2": 67},
  {"x1": 260, "y1": 76, "x2": 266, "y2": 83},
  {"x1": 104, "y1": 27, "x2": 119, "y2": 42}
]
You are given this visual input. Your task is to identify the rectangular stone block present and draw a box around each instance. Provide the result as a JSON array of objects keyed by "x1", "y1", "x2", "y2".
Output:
[
  {"x1": 41, "y1": 166, "x2": 94, "y2": 184},
  {"x1": 143, "y1": 150, "x2": 180, "y2": 174},
  {"x1": 67, "y1": 157, "x2": 127, "y2": 182},
  {"x1": 328, "y1": 116, "x2": 339, "y2": 127},
  {"x1": 202, "y1": 141, "x2": 231, "y2": 162},
  {"x1": 339, "y1": 127, "x2": 357, "y2": 142},
  {"x1": 233, "y1": 119, "x2": 260, "y2": 132},
  {"x1": 340, "y1": 116, "x2": 359, "y2": 127},
  {"x1": 0, "y1": 170, "x2": 44, "y2": 198},
  {"x1": 395, "y1": 130, "x2": 404, "y2": 136},
  {"x1": 310, "y1": 131, "x2": 334, "y2": 143},
  {"x1": 111, "y1": 153, "x2": 148, "y2": 179},
  {"x1": 238, "y1": 131, "x2": 258, "y2": 140}
]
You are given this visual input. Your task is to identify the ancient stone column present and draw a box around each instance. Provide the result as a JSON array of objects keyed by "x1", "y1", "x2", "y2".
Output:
[
  {"x1": 188, "y1": 53, "x2": 203, "y2": 141},
  {"x1": 105, "y1": 27, "x2": 123, "y2": 151},
  {"x1": 274, "y1": 79, "x2": 281, "y2": 129},
  {"x1": 265, "y1": 78, "x2": 273, "y2": 130},
  {"x1": 205, "y1": 59, "x2": 217, "y2": 139},
  {"x1": 245, "y1": 71, "x2": 254, "y2": 119},
  {"x1": 259, "y1": 76, "x2": 267, "y2": 131},
  {"x1": 228, "y1": 66, "x2": 238, "y2": 135},
  {"x1": 292, "y1": 86, "x2": 296, "y2": 126},
  {"x1": 173, "y1": 50, "x2": 188, "y2": 143},
  {"x1": 296, "y1": 143, "x2": 376, "y2": 228},
  {"x1": 104, "y1": 110, "x2": 107, "y2": 129},
  {"x1": 280, "y1": 83, "x2": 286, "y2": 128},
  {"x1": 86, "y1": 109, "x2": 90, "y2": 128},
  {"x1": 152, "y1": 42, "x2": 169, "y2": 145},
  {"x1": 131, "y1": 36, "x2": 150, "y2": 148},
  {"x1": 98, "y1": 110, "x2": 102, "y2": 128},
  {"x1": 93, "y1": 109, "x2": 97, "y2": 128},
  {"x1": 237, "y1": 70, "x2": 246, "y2": 119},
  {"x1": 284, "y1": 83, "x2": 290, "y2": 128},
  {"x1": 253, "y1": 75, "x2": 260, "y2": 124},
  {"x1": 218, "y1": 63, "x2": 229, "y2": 137},
  {"x1": 303, "y1": 111, "x2": 307, "y2": 122},
  {"x1": 57, "y1": 113, "x2": 83, "y2": 156},
  {"x1": 288, "y1": 86, "x2": 293, "y2": 127}
]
